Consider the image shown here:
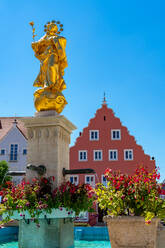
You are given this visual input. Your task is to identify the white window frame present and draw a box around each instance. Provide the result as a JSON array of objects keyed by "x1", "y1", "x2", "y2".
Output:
[
  {"x1": 93, "y1": 150, "x2": 102, "y2": 161},
  {"x1": 109, "y1": 149, "x2": 118, "y2": 161},
  {"x1": 85, "y1": 175, "x2": 95, "y2": 187},
  {"x1": 124, "y1": 149, "x2": 133, "y2": 160},
  {"x1": 70, "y1": 175, "x2": 79, "y2": 186},
  {"x1": 160, "y1": 195, "x2": 165, "y2": 199},
  {"x1": 0, "y1": 149, "x2": 5, "y2": 155},
  {"x1": 89, "y1": 130, "x2": 99, "y2": 141},
  {"x1": 101, "y1": 175, "x2": 107, "y2": 187},
  {"x1": 78, "y1": 150, "x2": 87, "y2": 161},
  {"x1": 111, "y1": 129, "x2": 121, "y2": 140}
]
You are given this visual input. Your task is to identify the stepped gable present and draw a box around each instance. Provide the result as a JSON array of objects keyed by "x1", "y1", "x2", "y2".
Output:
[
  {"x1": 70, "y1": 102, "x2": 155, "y2": 175},
  {"x1": 0, "y1": 117, "x2": 28, "y2": 140},
  {"x1": 74, "y1": 104, "x2": 144, "y2": 155}
]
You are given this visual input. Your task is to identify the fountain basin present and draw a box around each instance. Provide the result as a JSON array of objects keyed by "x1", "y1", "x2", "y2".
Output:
[{"x1": 2, "y1": 208, "x2": 75, "y2": 220}]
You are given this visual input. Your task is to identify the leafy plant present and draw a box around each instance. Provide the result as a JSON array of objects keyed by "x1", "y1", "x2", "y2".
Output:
[
  {"x1": 0, "y1": 177, "x2": 95, "y2": 225},
  {"x1": 96, "y1": 167, "x2": 165, "y2": 223},
  {"x1": 0, "y1": 161, "x2": 12, "y2": 187}
]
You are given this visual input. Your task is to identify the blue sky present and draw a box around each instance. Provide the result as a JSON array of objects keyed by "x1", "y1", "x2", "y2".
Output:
[{"x1": 0, "y1": 0, "x2": 165, "y2": 179}]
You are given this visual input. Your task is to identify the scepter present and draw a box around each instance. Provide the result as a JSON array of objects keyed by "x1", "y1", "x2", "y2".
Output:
[{"x1": 29, "y1": 21, "x2": 36, "y2": 41}]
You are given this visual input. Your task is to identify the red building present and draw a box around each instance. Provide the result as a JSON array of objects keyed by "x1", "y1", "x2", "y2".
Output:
[{"x1": 70, "y1": 98, "x2": 155, "y2": 225}]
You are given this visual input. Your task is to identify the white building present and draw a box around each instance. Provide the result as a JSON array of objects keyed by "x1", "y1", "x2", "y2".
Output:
[{"x1": 0, "y1": 118, "x2": 28, "y2": 184}]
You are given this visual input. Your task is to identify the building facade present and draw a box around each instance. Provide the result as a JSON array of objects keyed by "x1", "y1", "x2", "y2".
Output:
[
  {"x1": 0, "y1": 103, "x2": 156, "y2": 224},
  {"x1": 70, "y1": 100, "x2": 155, "y2": 225},
  {"x1": 0, "y1": 118, "x2": 28, "y2": 184}
]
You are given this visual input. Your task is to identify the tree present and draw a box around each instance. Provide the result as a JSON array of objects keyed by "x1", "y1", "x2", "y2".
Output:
[{"x1": 0, "y1": 161, "x2": 11, "y2": 187}]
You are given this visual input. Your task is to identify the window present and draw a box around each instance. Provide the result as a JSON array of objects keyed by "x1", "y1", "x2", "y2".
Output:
[
  {"x1": 109, "y1": 150, "x2": 118, "y2": 161},
  {"x1": 85, "y1": 175, "x2": 95, "y2": 187},
  {"x1": 70, "y1": 175, "x2": 79, "y2": 186},
  {"x1": 124, "y1": 149, "x2": 133, "y2": 160},
  {"x1": 101, "y1": 175, "x2": 107, "y2": 187},
  {"x1": 94, "y1": 150, "x2": 102, "y2": 161},
  {"x1": 79, "y1": 150, "x2": 87, "y2": 161},
  {"x1": 111, "y1": 129, "x2": 121, "y2": 140},
  {"x1": 10, "y1": 144, "x2": 18, "y2": 161},
  {"x1": 160, "y1": 195, "x2": 165, "y2": 200},
  {"x1": 89, "y1": 130, "x2": 99, "y2": 141},
  {"x1": 0, "y1": 149, "x2": 5, "y2": 155},
  {"x1": 23, "y1": 149, "x2": 27, "y2": 155}
]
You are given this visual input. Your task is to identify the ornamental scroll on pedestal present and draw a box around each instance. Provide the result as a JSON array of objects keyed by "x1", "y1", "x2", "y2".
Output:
[{"x1": 29, "y1": 20, "x2": 68, "y2": 113}]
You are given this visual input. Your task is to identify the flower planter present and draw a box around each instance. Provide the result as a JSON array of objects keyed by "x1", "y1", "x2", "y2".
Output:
[
  {"x1": 2, "y1": 208, "x2": 75, "y2": 220},
  {"x1": 104, "y1": 216, "x2": 160, "y2": 248}
]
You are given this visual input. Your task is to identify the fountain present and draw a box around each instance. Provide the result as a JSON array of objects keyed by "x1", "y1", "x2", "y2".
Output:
[
  {"x1": 5, "y1": 20, "x2": 77, "y2": 248},
  {"x1": 18, "y1": 20, "x2": 76, "y2": 248},
  {"x1": 1, "y1": 20, "x2": 96, "y2": 248}
]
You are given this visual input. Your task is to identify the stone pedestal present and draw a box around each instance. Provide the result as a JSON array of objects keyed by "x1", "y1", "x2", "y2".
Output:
[
  {"x1": 19, "y1": 112, "x2": 76, "y2": 248},
  {"x1": 22, "y1": 114, "x2": 76, "y2": 186},
  {"x1": 18, "y1": 219, "x2": 74, "y2": 248}
]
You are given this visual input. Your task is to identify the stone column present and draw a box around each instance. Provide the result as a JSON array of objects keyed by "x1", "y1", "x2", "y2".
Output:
[
  {"x1": 22, "y1": 113, "x2": 76, "y2": 186},
  {"x1": 19, "y1": 112, "x2": 76, "y2": 248}
]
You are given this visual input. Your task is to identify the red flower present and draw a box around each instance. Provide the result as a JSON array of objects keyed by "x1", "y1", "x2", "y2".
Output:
[
  {"x1": 85, "y1": 184, "x2": 92, "y2": 191},
  {"x1": 105, "y1": 168, "x2": 112, "y2": 175}
]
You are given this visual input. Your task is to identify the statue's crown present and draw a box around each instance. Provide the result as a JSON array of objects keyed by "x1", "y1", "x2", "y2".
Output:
[{"x1": 44, "y1": 20, "x2": 64, "y2": 35}]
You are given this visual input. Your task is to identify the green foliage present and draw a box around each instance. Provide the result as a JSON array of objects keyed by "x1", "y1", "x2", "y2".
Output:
[
  {"x1": 96, "y1": 167, "x2": 165, "y2": 223},
  {"x1": 0, "y1": 161, "x2": 11, "y2": 187},
  {"x1": 0, "y1": 177, "x2": 95, "y2": 225}
]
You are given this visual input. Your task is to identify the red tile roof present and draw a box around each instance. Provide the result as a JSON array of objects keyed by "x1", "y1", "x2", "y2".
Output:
[{"x1": 0, "y1": 117, "x2": 29, "y2": 140}]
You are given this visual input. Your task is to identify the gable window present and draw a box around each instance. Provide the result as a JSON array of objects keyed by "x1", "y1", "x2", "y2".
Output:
[
  {"x1": 89, "y1": 130, "x2": 99, "y2": 141},
  {"x1": 111, "y1": 129, "x2": 121, "y2": 140},
  {"x1": 124, "y1": 149, "x2": 133, "y2": 160},
  {"x1": 23, "y1": 149, "x2": 27, "y2": 155},
  {"x1": 0, "y1": 149, "x2": 5, "y2": 155},
  {"x1": 94, "y1": 150, "x2": 102, "y2": 161},
  {"x1": 79, "y1": 150, "x2": 87, "y2": 161},
  {"x1": 101, "y1": 175, "x2": 107, "y2": 187},
  {"x1": 10, "y1": 144, "x2": 18, "y2": 161},
  {"x1": 109, "y1": 150, "x2": 118, "y2": 161},
  {"x1": 85, "y1": 175, "x2": 95, "y2": 187},
  {"x1": 70, "y1": 175, "x2": 79, "y2": 186}
]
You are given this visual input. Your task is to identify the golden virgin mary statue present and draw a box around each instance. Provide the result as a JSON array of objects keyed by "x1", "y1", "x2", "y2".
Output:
[{"x1": 30, "y1": 20, "x2": 68, "y2": 113}]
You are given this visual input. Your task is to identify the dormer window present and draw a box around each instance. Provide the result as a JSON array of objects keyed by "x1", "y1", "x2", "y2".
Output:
[
  {"x1": 90, "y1": 130, "x2": 99, "y2": 141},
  {"x1": 111, "y1": 129, "x2": 121, "y2": 140}
]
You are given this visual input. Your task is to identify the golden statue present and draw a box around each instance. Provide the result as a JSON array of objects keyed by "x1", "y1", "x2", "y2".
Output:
[{"x1": 29, "y1": 20, "x2": 68, "y2": 113}]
